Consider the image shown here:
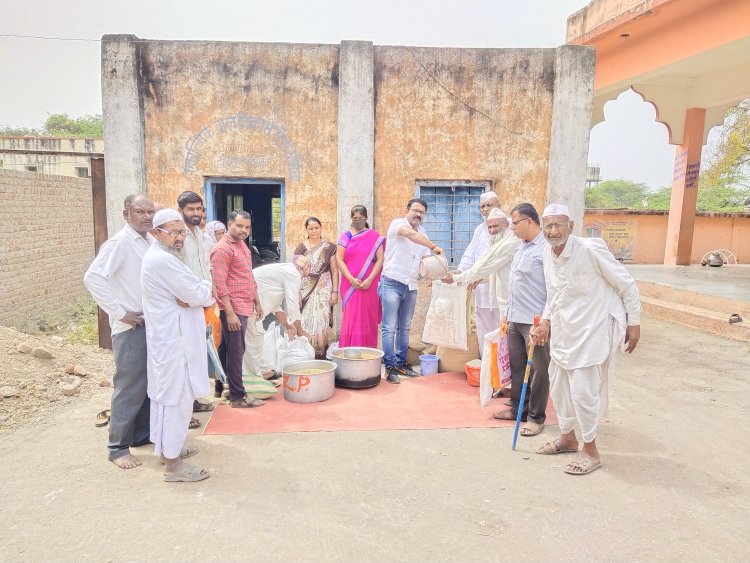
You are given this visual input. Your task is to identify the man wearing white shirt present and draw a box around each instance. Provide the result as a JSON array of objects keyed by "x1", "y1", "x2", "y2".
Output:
[
  {"x1": 83, "y1": 194, "x2": 154, "y2": 470},
  {"x1": 379, "y1": 198, "x2": 444, "y2": 384},
  {"x1": 243, "y1": 256, "x2": 312, "y2": 377},
  {"x1": 454, "y1": 191, "x2": 502, "y2": 355},
  {"x1": 532, "y1": 204, "x2": 641, "y2": 476},
  {"x1": 142, "y1": 208, "x2": 214, "y2": 482}
]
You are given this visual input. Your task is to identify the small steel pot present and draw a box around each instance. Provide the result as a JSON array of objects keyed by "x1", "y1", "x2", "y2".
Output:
[
  {"x1": 282, "y1": 360, "x2": 336, "y2": 403},
  {"x1": 331, "y1": 347, "x2": 384, "y2": 389}
]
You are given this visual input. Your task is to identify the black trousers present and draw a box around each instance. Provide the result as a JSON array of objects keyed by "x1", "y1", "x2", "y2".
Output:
[
  {"x1": 217, "y1": 312, "x2": 248, "y2": 401},
  {"x1": 508, "y1": 321, "x2": 551, "y2": 424}
]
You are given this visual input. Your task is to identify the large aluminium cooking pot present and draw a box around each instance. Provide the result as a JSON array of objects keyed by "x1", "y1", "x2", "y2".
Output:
[
  {"x1": 282, "y1": 360, "x2": 336, "y2": 403},
  {"x1": 331, "y1": 347, "x2": 384, "y2": 389}
]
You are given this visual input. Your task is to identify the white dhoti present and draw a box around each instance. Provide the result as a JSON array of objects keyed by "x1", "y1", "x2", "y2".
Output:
[
  {"x1": 475, "y1": 307, "x2": 500, "y2": 358},
  {"x1": 150, "y1": 376, "x2": 194, "y2": 459},
  {"x1": 242, "y1": 320, "x2": 269, "y2": 376},
  {"x1": 548, "y1": 319, "x2": 623, "y2": 443}
]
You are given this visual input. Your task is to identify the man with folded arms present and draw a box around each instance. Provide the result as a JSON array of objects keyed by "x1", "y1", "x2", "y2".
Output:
[
  {"x1": 141, "y1": 208, "x2": 214, "y2": 482},
  {"x1": 84, "y1": 194, "x2": 154, "y2": 470}
]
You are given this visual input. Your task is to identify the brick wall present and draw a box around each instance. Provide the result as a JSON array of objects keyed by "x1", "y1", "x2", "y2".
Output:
[{"x1": 0, "y1": 169, "x2": 94, "y2": 328}]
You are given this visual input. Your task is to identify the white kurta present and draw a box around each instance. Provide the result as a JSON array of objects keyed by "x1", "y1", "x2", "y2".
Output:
[
  {"x1": 252, "y1": 262, "x2": 303, "y2": 324},
  {"x1": 141, "y1": 245, "x2": 214, "y2": 405},
  {"x1": 243, "y1": 262, "x2": 303, "y2": 376},
  {"x1": 542, "y1": 236, "x2": 641, "y2": 442},
  {"x1": 454, "y1": 229, "x2": 520, "y2": 314},
  {"x1": 542, "y1": 236, "x2": 641, "y2": 370},
  {"x1": 458, "y1": 222, "x2": 493, "y2": 309}
]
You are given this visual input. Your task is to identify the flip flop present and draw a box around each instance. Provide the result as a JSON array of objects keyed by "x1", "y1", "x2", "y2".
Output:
[
  {"x1": 95, "y1": 409, "x2": 111, "y2": 427},
  {"x1": 160, "y1": 446, "x2": 200, "y2": 464},
  {"x1": 536, "y1": 438, "x2": 578, "y2": 455},
  {"x1": 493, "y1": 409, "x2": 525, "y2": 421},
  {"x1": 192, "y1": 401, "x2": 215, "y2": 413},
  {"x1": 564, "y1": 456, "x2": 602, "y2": 475},
  {"x1": 163, "y1": 464, "x2": 210, "y2": 483},
  {"x1": 230, "y1": 397, "x2": 265, "y2": 408},
  {"x1": 729, "y1": 313, "x2": 742, "y2": 324},
  {"x1": 520, "y1": 421, "x2": 544, "y2": 436},
  {"x1": 189, "y1": 417, "x2": 201, "y2": 429}
]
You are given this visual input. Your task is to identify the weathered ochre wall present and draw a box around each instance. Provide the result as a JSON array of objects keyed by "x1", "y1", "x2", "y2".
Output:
[
  {"x1": 138, "y1": 41, "x2": 339, "y2": 256},
  {"x1": 584, "y1": 209, "x2": 750, "y2": 264},
  {"x1": 372, "y1": 46, "x2": 555, "y2": 227}
]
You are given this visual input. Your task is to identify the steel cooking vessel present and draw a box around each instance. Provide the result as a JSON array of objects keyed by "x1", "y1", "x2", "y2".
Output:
[
  {"x1": 331, "y1": 347, "x2": 384, "y2": 388},
  {"x1": 282, "y1": 360, "x2": 336, "y2": 403}
]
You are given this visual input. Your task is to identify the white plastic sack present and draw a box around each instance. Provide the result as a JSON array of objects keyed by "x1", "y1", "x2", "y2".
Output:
[
  {"x1": 279, "y1": 335, "x2": 315, "y2": 370},
  {"x1": 262, "y1": 322, "x2": 285, "y2": 373},
  {"x1": 479, "y1": 328, "x2": 499, "y2": 408},
  {"x1": 422, "y1": 281, "x2": 469, "y2": 350}
]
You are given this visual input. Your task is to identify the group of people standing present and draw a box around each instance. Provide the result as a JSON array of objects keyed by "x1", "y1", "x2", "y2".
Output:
[{"x1": 84, "y1": 185, "x2": 641, "y2": 482}]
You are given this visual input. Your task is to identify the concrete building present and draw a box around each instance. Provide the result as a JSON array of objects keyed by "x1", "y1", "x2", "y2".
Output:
[
  {"x1": 0, "y1": 137, "x2": 104, "y2": 178},
  {"x1": 567, "y1": 0, "x2": 750, "y2": 264},
  {"x1": 102, "y1": 36, "x2": 595, "y2": 263}
]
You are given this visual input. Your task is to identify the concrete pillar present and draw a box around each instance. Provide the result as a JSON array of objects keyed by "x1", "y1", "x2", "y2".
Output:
[
  {"x1": 545, "y1": 45, "x2": 596, "y2": 232},
  {"x1": 101, "y1": 35, "x2": 147, "y2": 236},
  {"x1": 664, "y1": 108, "x2": 706, "y2": 265},
  {"x1": 337, "y1": 41, "x2": 375, "y2": 234}
]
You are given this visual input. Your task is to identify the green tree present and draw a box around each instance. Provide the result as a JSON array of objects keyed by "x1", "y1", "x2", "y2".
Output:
[
  {"x1": 585, "y1": 178, "x2": 649, "y2": 209},
  {"x1": 646, "y1": 185, "x2": 672, "y2": 210},
  {"x1": 42, "y1": 113, "x2": 103, "y2": 138}
]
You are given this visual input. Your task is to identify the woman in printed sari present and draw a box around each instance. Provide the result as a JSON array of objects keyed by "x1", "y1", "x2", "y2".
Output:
[
  {"x1": 294, "y1": 217, "x2": 339, "y2": 358},
  {"x1": 337, "y1": 205, "x2": 385, "y2": 348}
]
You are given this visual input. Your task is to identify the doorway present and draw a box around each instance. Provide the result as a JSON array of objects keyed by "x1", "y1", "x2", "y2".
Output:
[{"x1": 204, "y1": 177, "x2": 285, "y2": 263}]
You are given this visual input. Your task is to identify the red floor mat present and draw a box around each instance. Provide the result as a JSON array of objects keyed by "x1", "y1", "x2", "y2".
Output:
[{"x1": 203, "y1": 372, "x2": 557, "y2": 435}]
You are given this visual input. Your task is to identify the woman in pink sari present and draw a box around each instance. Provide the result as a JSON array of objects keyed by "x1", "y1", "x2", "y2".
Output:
[{"x1": 336, "y1": 205, "x2": 385, "y2": 348}]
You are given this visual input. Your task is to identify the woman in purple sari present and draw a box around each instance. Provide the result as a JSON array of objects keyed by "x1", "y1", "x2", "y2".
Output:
[{"x1": 336, "y1": 205, "x2": 385, "y2": 348}]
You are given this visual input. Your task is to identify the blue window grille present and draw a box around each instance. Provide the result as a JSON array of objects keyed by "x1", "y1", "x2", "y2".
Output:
[{"x1": 419, "y1": 185, "x2": 485, "y2": 268}]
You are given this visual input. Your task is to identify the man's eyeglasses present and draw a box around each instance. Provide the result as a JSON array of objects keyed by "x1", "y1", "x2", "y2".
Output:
[
  {"x1": 542, "y1": 222, "x2": 569, "y2": 232},
  {"x1": 511, "y1": 217, "x2": 530, "y2": 227},
  {"x1": 157, "y1": 227, "x2": 189, "y2": 237}
]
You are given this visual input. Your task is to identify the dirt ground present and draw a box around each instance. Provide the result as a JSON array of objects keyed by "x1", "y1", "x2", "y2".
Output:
[{"x1": 1, "y1": 316, "x2": 748, "y2": 562}]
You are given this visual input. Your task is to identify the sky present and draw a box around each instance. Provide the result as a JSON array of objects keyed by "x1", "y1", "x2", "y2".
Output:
[{"x1": 0, "y1": 0, "x2": 722, "y2": 189}]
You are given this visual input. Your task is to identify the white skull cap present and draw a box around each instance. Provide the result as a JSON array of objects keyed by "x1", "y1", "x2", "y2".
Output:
[
  {"x1": 487, "y1": 208, "x2": 507, "y2": 220},
  {"x1": 542, "y1": 204, "x2": 571, "y2": 218},
  {"x1": 479, "y1": 191, "x2": 499, "y2": 203},
  {"x1": 152, "y1": 208, "x2": 184, "y2": 228}
]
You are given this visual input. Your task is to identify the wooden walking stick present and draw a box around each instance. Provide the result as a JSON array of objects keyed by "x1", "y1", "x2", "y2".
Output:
[{"x1": 512, "y1": 314, "x2": 541, "y2": 451}]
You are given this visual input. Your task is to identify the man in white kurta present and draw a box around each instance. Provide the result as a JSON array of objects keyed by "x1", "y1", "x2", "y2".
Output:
[
  {"x1": 141, "y1": 209, "x2": 214, "y2": 482},
  {"x1": 532, "y1": 204, "x2": 641, "y2": 476},
  {"x1": 442, "y1": 209, "x2": 519, "y2": 318},
  {"x1": 243, "y1": 256, "x2": 312, "y2": 377},
  {"x1": 455, "y1": 191, "x2": 502, "y2": 355}
]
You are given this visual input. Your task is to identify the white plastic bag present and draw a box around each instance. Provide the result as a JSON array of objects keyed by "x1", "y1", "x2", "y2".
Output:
[
  {"x1": 262, "y1": 322, "x2": 285, "y2": 373},
  {"x1": 479, "y1": 328, "x2": 499, "y2": 408},
  {"x1": 422, "y1": 281, "x2": 468, "y2": 350},
  {"x1": 279, "y1": 335, "x2": 315, "y2": 370},
  {"x1": 326, "y1": 340, "x2": 340, "y2": 360}
]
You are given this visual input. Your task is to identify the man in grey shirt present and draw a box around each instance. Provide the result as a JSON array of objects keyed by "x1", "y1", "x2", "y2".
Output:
[{"x1": 493, "y1": 202, "x2": 551, "y2": 437}]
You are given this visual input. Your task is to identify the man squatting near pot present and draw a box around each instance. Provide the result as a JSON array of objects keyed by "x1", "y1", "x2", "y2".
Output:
[{"x1": 531, "y1": 204, "x2": 641, "y2": 476}]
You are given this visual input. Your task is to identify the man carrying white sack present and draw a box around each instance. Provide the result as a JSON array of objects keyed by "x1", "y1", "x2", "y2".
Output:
[
  {"x1": 141, "y1": 208, "x2": 214, "y2": 483},
  {"x1": 452, "y1": 191, "x2": 503, "y2": 355},
  {"x1": 441, "y1": 208, "x2": 519, "y2": 329},
  {"x1": 531, "y1": 203, "x2": 641, "y2": 476},
  {"x1": 243, "y1": 255, "x2": 312, "y2": 378}
]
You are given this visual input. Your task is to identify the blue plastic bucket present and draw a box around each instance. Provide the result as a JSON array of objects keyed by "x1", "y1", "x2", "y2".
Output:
[{"x1": 419, "y1": 354, "x2": 439, "y2": 376}]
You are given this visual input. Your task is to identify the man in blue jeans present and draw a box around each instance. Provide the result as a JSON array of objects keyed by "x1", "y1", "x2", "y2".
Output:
[{"x1": 379, "y1": 198, "x2": 444, "y2": 384}]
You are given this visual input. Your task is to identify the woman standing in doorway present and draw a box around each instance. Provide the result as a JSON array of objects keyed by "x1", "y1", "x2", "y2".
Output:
[
  {"x1": 337, "y1": 205, "x2": 385, "y2": 348},
  {"x1": 294, "y1": 217, "x2": 339, "y2": 358}
]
